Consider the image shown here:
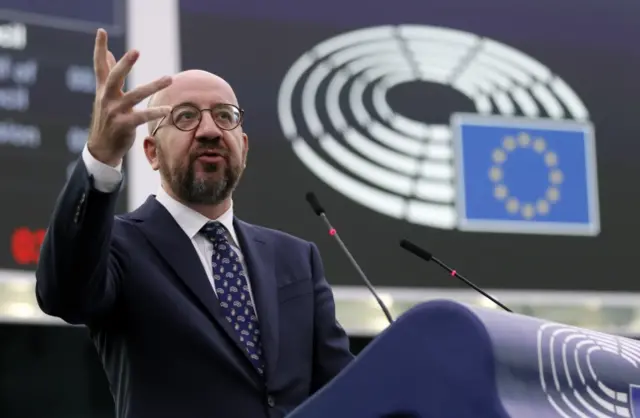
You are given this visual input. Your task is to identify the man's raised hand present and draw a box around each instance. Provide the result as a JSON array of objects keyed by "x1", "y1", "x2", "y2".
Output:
[{"x1": 87, "y1": 28, "x2": 173, "y2": 167}]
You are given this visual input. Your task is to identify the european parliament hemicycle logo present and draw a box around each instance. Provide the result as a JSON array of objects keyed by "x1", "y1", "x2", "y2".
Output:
[
  {"x1": 277, "y1": 24, "x2": 600, "y2": 236},
  {"x1": 537, "y1": 323, "x2": 640, "y2": 417}
]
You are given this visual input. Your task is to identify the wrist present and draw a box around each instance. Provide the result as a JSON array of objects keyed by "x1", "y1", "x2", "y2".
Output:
[{"x1": 87, "y1": 143, "x2": 123, "y2": 168}]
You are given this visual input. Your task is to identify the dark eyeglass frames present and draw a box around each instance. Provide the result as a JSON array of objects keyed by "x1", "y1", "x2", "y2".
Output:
[{"x1": 151, "y1": 103, "x2": 244, "y2": 136}]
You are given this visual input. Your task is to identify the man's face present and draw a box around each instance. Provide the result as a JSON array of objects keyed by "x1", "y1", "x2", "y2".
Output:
[{"x1": 147, "y1": 72, "x2": 248, "y2": 205}]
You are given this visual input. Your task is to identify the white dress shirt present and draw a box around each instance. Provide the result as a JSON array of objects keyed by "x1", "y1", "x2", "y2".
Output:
[{"x1": 80, "y1": 145, "x2": 256, "y2": 306}]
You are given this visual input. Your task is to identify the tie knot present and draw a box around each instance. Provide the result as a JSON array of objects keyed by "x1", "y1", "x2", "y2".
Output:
[{"x1": 201, "y1": 221, "x2": 227, "y2": 243}]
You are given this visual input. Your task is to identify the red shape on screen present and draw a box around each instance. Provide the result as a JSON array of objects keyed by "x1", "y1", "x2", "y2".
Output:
[{"x1": 11, "y1": 227, "x2": 46, "y2": 265}]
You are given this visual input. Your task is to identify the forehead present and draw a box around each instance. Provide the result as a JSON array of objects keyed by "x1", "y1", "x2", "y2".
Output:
[{"x1": 160, "y1": 73, "x2": 238, "y2": 108}]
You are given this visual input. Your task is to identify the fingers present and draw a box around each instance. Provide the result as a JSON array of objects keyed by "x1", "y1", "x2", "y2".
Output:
[
  {"x1": 107, "y1": 50, "x2": 117, "y2": 70},
  {"x1": 119, "y1": 76, "x2": 173, "y2": 108},
  {"x1": 106, "y1": 50, "x2": 125, "y2": 91},
  {"x1": 126, "y1": 106, "x2": 172, "y2": 127},
  {"x1": 93, "y1": 35, "x2": 172, "y2": 129},
  {"x1": 104, "y1": 49, "x2": 139, "y2": 97},
  {"x1": 93, "y1": 29, "x2": 109, "y2": 87}
]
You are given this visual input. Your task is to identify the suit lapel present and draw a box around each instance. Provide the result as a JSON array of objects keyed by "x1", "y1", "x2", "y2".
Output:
[
  {"x1": 234, "y1": 219, "x2": 280, "y2": 382},
  {"x1": 128, "y1": 197, "x2": 261, "y2": 375}
]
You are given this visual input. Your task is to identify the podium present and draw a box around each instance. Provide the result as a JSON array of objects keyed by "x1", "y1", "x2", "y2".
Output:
[{"x1": 287, "y1": 299, "x2": 640, "y2": 418}]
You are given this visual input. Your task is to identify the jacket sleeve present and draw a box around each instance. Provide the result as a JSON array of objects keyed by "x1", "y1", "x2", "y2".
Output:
[
  {"x1": 308, "y1": 242, "x2": 355, "y2": 393},
  {"x1": 35, "y1": 149, "x2": 128, "y2": 326}
]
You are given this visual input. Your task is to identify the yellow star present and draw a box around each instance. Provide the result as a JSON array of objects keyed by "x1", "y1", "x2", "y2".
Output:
[
  {"x1": 494, "y1": 185, "x2": 508, "y2": 200},
  {"x1": 506, "y1": 197, "x2": 520, "y2": 214},
  {"x1": 533, "y1": 137, "x2": 546, "y2": 153},
  {"x1": 492, "y1": 148, "x2": 506, "y2": 164},
  {"x1": 489, "y1": 166, "x2": 503, "y2": 182}
]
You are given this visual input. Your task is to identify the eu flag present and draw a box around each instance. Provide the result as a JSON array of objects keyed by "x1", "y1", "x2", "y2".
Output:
[{"x1": 451, "y1": 114, "x2": 600, "y2": 236}]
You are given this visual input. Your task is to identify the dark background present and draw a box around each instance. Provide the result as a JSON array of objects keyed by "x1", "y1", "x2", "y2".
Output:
[
  {"x1": 0, "y1": 323, "x2": 373, "y2": 418},
  {"x1": 0, "y1": 3, "x2": 128, "y2": 272},
  {"x1": 180, "y1": 0, "x2": 640, "y2": 292},
  {"x1": 0, "y1": 0, "x2": 119, "y2": 24}
]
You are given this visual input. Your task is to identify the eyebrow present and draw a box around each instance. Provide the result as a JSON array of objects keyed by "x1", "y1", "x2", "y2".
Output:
[
  {"x1": 173, "y1": 101, "x2": 200, "y2": 108},
  {"x1": 173, "y1": 101, "x2": 239, "y2": 109}
]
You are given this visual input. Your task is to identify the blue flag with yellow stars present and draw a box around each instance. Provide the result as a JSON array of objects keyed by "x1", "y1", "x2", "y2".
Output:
[{"x1": 452, "y1": 114, "x2": 600, "y2": 236}]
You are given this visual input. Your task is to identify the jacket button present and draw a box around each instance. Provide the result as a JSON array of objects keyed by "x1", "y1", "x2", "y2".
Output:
[{"x1": 267, "y1": 395, "x2": 275, "y2": 408}]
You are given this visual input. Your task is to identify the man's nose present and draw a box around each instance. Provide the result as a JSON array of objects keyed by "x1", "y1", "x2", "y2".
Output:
[{"x1": 194, "y1": 111, "x2": 223, "y2": 138}]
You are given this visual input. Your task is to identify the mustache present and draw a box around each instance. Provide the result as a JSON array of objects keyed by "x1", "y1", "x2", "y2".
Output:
[{"x1": 191, "y1": 147, "x2": 229, "y2": 160}]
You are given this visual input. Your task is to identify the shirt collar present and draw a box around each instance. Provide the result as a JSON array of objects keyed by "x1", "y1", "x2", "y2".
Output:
[{"x1": 154, "y1": 186, "x2": 238, "y2": 245}]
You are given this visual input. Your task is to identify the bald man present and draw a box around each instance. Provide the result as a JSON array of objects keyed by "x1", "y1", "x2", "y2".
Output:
[{"x1": 35, "y1": 29, "x2": 353, "y2": 418}]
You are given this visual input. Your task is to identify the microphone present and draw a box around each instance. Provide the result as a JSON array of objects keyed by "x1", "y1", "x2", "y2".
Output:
[
  {"x1": 305, "y1": 192, "x2": 394, "y2": 324},
  {"x1": 399, "y1": 239, "x2": 512, "y2": 313}
]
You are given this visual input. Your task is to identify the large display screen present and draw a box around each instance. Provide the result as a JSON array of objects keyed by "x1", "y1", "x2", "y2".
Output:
[
  {"x1": 179, "y1": 0, "x2": 640, "y2": 292},
  {"x1": 0, "y1": 1, "x2": 127, "y2": 271}
]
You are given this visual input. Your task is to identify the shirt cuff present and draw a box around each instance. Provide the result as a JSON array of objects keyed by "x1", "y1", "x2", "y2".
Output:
[{"x1": 81, "y1": 144, "x2": 123, "y2": 193}]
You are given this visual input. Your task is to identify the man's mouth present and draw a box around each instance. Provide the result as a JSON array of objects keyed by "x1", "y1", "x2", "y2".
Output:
[{"x1": 195, "y1": 150, "x2": 226, "y2": 164}]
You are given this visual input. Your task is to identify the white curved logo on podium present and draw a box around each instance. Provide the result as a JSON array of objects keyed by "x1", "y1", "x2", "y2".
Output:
[
  {"x1": 277, "y1": 25, "x2": 599, "y2": 236},
  {"x1": 537, "y1": 323, "x2": 640, "y2": 417}
]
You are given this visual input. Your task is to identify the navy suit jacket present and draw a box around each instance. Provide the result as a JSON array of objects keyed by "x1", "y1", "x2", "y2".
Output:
[{"x1": 35, "y1": 160, "x2": 354, "y2": 418}]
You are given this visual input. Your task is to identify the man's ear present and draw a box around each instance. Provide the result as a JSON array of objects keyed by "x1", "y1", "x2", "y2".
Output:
[
  {"x1": 143, "y1": 136, "x2": 160, "y2": 171},
  {"x1": 242, "y1": 132, "x2": 249, "y2": 167}
]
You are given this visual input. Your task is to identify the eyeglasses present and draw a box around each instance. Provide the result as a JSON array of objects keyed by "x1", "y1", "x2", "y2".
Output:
[{"x1": 151, "y1": 103, "x2": 244, "y2": 136}]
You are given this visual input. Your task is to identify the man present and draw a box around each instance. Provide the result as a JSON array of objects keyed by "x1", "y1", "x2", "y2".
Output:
[{"x1": 35, "y1": 29, "x2": 354, "y2": 418}]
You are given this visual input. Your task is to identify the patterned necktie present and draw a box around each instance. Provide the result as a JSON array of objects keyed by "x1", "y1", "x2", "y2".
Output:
[{"x1": 201, "y1": 221, "x2": 265, "y2": 375}]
